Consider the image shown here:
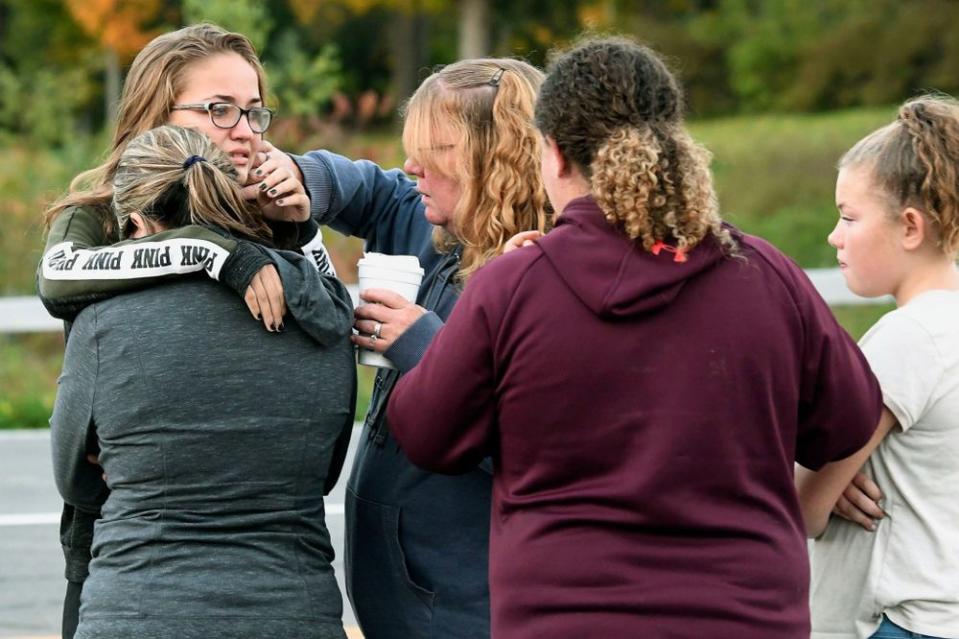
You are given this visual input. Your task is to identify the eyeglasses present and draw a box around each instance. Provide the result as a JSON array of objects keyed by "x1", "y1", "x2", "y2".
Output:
[{"x1": 171, "y1": 102, "x2": 275, "y2": 134}]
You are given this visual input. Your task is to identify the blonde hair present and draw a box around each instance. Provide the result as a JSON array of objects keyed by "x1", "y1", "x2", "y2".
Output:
[
  {"x1": 113, "y1": 125, "x2": 271, "y2": 242},
  {"x1": 44, "y1": 23, "x2": 267, "y2": 234},
  {"x1": 840, "y1": 95, "x2": 959, "y2": 255},
  {"x1": 402, "y1": 58, "x2": 552, "y2": 281},
  {"x1": 536, "y1": 37, "x2": 736, "y2": 256}
]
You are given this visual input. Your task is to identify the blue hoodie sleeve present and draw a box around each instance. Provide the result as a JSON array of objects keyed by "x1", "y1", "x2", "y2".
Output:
[{"x1": 291, "y1": 150, "x2": 433, "y2": 256}]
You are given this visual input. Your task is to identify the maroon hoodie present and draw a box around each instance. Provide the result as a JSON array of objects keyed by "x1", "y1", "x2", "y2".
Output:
[{"x1": 388, "y1": 196, "x2": 881, "y2": 638}]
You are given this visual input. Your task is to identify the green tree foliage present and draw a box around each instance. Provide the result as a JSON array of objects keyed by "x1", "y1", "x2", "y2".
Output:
[
  {"x1": 0, "y1": 64, "x2": 92, "y2": 145},
  {"x1": 3, "y1": 0, "x2": 959, "y2": 140},
  {"x1": 705, "y1": 0, "x2": 959, "y2": 112},
  {"x1": 267, "y1": 30, "x2": 342, "y2": 118},
  {"x1": 0, "y1": 0, "x2": 100, "y2": 144},
  {"x1": 181, "y1": 0, "x2": 273, "y2": 52}
]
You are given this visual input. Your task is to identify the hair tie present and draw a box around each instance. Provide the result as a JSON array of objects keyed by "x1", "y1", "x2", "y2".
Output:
[
  {"x1": 183, "y1": 155, "x2": 206, "y2": 169},
  {"x1": 650, "y1": 240, "x2": 688, "y2": 263}
]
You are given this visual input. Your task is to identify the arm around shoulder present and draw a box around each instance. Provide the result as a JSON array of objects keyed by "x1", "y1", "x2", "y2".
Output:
[{"x1": 38, "y1": 206, "x2": 246, "y2": 319}]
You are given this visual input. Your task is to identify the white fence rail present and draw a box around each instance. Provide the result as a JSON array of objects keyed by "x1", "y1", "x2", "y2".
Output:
[{"x1": 1, "y1": 270, "x2": 888, "y2": 334}]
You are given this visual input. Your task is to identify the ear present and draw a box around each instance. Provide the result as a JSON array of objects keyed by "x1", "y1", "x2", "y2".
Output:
[
  {"x1": 126, "y1": 212, "x2": 150, "y2": 239},
  {"x1": 899, "y1": 207, "x2": 927, "y2": 251},
  {"x1": 544, "y1": 135, "x2": 571, "y2": 178}
]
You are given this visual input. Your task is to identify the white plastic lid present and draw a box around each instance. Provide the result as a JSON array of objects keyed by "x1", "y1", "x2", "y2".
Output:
[{"x1": 357, "y1": 252, "x2": 424, "y2": 275}]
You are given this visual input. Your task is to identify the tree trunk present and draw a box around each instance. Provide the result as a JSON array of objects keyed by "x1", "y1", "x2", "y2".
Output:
[
  {"x1": 458, "y1": 0, "x2": 490, "y2": 59},
  {"x1": 388, "y1": 3, "x2": 429, "y2": 109},
  {"x1": 105, "y1": 48, "x2": 120, "y2": 123}
]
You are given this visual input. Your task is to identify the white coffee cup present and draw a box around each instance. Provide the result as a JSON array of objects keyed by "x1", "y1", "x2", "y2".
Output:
[{"x1": 356, "y1": 253, "x2": 425, "y2": 369}]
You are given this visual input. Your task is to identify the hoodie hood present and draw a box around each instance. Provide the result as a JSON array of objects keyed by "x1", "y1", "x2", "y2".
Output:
[{"x1": 539, "y1": 196, "x2": 729, "y2": 319}]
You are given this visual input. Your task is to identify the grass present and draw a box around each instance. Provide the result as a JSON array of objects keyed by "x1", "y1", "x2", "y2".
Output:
[
  {"x1": 0, "y1": 333, "x2": 64, "y2": 429},
  {"x1": 0, "y1": 106, "x2": 899, "y2": 428},
  {"x1": 689, "y1": 106, "x2": 897, "y2": 267}
]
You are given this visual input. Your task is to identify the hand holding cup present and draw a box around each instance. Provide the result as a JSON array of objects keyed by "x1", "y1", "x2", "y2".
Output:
[
  {"x1": 354, "y1": 253, "x2": 425, "y2": 368},
  {"x1": 353, "y1": 289, "x2": 427, "y2": 353}
]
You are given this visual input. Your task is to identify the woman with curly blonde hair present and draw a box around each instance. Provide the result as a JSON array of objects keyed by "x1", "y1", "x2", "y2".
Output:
[
  {"x1": 268, "y1": 57, "x2": 549, "y2": 638},
  {"x1": 387, "y1": 37, "x2": 882, "y2": 638}
]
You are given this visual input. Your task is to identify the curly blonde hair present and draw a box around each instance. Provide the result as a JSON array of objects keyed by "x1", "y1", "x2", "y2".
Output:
[
  {"x1": 841, "y1": 95, "x2": 959, "y2": 255},
  {"x1": 44, "y1": 23, "x2": 267, "y2": 235},
  {"x1": 402, "y1": 58, "x2": 552, "y2": 281},
  {"x1": 536, "y1": 37, "x2": 736, "y2": 255},
  {"x1": 114, "y1": 125, "x2": 271, "y2": 243}
]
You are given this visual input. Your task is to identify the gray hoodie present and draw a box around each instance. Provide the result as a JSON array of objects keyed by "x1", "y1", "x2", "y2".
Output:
[{"x1": 51, "y1": 278, "x2": 355, "y2": 639}]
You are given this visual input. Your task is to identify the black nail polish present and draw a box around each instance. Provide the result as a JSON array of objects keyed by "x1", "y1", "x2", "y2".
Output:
[
  {"x1": 278, "y1": 323, "x2": 285, "y2": 332},
  {"x1": 259, "y1": 182, "x2": 268, "y2": 191},
  {"x1": 269, "y1": 188, "x2": 277, "y2": 196},
  {"x1": 255, "y1": 169, "x2": 263, "y2": 176}
]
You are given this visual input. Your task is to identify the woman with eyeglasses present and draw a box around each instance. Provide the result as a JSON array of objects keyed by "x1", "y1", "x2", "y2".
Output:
[
  {"x1": 260, "y1": 59, "x2": 550, "y2": 638},
  {"x1": 38, "y1": 24, "x2": 354, "y2": 639},
  {"x1": 39, "y1": 23, "x2": 341, "y2": 332}
]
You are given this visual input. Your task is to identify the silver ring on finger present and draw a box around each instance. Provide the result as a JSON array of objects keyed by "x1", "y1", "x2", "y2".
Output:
[
  {"x1": 373, "y1": 322, "x2": 383, "y2": 339},
  {"x1": 370, "y1": 333, "x2": 378, "y2": 346}
]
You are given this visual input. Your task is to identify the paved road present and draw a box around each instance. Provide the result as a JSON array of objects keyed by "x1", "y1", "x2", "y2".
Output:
[{"x1": 0, "y1": 428, "x2": 362, "y2": 638}]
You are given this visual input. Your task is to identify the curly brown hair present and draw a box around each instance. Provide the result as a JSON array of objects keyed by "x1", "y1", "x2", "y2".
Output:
[
  {"x1": 535, "y1": 36, "x2": 735, "y2": 255},
  {"x1": 402, "y1": 58, "x2": 552, "y2": 281},
  {"x1": 840, "y1": 95, "x2": 959, "y2": 255}
]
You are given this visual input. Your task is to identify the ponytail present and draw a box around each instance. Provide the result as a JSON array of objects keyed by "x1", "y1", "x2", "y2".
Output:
[
  {"x1": 897, "y1": 98, "x2": 959, "y2": 253},
  {"x1": 113, "y1": 125, "x2": 272, "y2": 243},
  {"x1": 181, "y1": 156, "x2": 272, "y2": 242},
  {"x1": 590, "y1": 124, "x2": 735, "y2": 255}
]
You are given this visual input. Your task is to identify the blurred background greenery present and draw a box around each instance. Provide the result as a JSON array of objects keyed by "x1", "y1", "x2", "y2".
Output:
[{"x1": 2, "y1": 0, "x2": 946, "y2": 427}]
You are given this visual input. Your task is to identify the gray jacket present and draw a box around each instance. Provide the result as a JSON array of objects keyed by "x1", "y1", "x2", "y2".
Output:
[{"x1": 51, "y1": 278, "x2": 355, "y2": 639}]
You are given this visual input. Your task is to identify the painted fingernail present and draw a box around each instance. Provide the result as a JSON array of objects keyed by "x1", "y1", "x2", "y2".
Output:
[
  {"x1": 255, "y1": 169, "x2": 263, "y2": 176},
  {"x1": 276, "y1": 199, "x2": 284, "y2": 206},
  {"x1": 278, "y1": 323, "x2": 285, "y2": 332},
  {"x1": 269, "y1": 188, "x2": 277, "y2": 196},
  {"x1": 259, "y1": 182, "x2": 268, "y2": 191}
]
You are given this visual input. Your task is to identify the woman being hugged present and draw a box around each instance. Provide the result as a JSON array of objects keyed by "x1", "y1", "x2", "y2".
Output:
[
  {"x1": 52, "y1": 124, "x2": 356, "y2": 639},
  {"x1": 40, "y1": 24, "x2": 353, "y2": 639},
  {"x1": 386, "y1": 37, "x2": 882, "y2": 638},
  {"x1": 799, "y1": 96, "x2": 959, "y2": 639},
  {"x1": 285, "y1": 58, "x2": 549, "y2": 638}
]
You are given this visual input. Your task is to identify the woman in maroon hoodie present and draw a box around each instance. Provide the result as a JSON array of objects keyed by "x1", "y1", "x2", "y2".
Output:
[{"x1": 387, "y1": 37, "x2": 882, "y2": 638}]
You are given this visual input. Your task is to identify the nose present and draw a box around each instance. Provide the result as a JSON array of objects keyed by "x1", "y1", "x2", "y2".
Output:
[
  {"x1": 230, "y1": 113, "x2": 255, "y2": 140},
  {"x1": 403, "y1": 157, "x2": 423, "y2": 178},
  {"x1": 827, "y1": 220, "x2": 842, "y2": 249}
]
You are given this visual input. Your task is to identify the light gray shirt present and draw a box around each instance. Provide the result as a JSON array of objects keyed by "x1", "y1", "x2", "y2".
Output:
[
  {"x1": 51, "y1": 279, "x2": 355, "y2": 639},
  {"x1": 811, "y1": 291, "x2": 959, "y2": 638}
]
